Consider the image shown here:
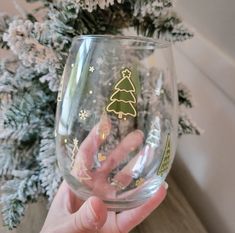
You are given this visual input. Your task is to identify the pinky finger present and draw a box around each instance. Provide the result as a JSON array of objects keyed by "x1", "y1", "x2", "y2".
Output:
[{"x1": 116, "y1": 183, "x2": 168, "y2": 233}]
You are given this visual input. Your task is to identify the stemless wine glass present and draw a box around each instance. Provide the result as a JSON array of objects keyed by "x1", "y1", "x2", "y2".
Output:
[{"x1": 55, "y1": 35, "x2": 178, "y2": 211}]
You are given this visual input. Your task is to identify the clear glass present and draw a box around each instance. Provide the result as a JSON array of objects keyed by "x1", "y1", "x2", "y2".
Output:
[{"x1": 55, "y1": 35, "x2": 178, "y2": 211}]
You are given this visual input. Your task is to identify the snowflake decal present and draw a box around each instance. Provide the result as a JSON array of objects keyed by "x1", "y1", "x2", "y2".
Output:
[
  {"x1": 96, "y1": 57, "x2": 103, "y2": 65},
  {"x1": 79, "y1": 110, "x2": 89, "y2": 120},
  {"x1": 89, "y1": 66, "x2": 95, "y2": 72}
]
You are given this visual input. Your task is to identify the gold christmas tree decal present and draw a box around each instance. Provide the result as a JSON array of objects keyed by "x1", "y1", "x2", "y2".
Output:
[
  {"x1": 135, "y1": 177, "x2": 145, "y2": 187},
  {"x1": 71, "y1": 138, "x2": 79, "y2": 168},
  {"x1": 71, "y1": 138, "x2": 92, "y2": 181},
  {"x1": 76, "y1": 157, "x2": 92, "y2": 182},
  {"x1": 106, "y1": 68, "x2": 137, "y2": 119},
  {"x1": 157, "y1": 134, "x2": 171, "y2": 176}
]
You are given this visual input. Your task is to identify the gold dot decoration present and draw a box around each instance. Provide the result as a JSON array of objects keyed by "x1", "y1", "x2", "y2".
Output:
[
  {"x1": 135, "y1": 178, "x2": 145, "y2": 187},
  {"x1": 97, "y1": 111, "x2": 110, "y2": 141},
  {"x1": 98, "y1": 153, "x2": 106, "y2": 162}
]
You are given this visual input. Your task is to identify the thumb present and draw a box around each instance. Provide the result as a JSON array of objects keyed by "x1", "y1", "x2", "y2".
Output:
[{"x1": 69, "y1": 196, "x2": 107, "y2": 233}]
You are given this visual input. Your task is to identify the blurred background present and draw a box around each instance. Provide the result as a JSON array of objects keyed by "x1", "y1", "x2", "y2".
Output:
[{"x1": 1, "y1": 1, "x2": 235, "y2": 233}]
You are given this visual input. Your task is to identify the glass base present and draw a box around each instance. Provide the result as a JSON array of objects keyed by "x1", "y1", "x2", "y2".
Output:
[
  {"x1": 65, "y1": 171, "x2": 163, "y2": 211},
  {"x1": 104, "y1": 199, "x2": 149, "y2": 212}
]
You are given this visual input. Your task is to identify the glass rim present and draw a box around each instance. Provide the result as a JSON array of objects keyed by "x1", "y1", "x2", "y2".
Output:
[{"x1": 73, "y1": 35, "x2": 171, "y2": 48}]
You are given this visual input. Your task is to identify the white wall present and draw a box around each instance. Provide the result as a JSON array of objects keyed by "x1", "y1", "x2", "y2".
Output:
[
  {"x1": 172, "y1": 34, "x2": 235, "y2": 233},
  {"x1": 175, "y1": 0, "x2": 235, "y2": 63},
  {"x1": 172, "y1": 1, "x2": 235, "y2": 232}
]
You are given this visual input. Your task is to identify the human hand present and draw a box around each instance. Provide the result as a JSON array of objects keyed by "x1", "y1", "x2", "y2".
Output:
[
  {"x1": 40, "y1": 180, "x2": 168, "y2": 233},
  {"x1": 41, "y1": 117, "x2": 168, "y2": 233},
  {"x1": 70, "y1": 117, "x2": 158, "y2": 194}
]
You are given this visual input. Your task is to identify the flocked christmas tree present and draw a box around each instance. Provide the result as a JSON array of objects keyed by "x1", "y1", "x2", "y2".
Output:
[{"x1": 0, "y1": 0, "x2": 201, "y2": 229}]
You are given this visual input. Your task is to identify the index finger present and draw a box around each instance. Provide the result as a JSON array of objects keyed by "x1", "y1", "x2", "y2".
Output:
[
  {"x1": 100, "y1": 129, "x2": 144, "y2": 175},
  {"x1": 74, "y1": 114, "x2": 111, "y2": 170}
]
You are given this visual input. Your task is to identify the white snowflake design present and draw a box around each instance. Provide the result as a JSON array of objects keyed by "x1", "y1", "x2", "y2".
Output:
[
  {"x1": 89, "y1": 66, "x2": 95, "y2": 72},
  {"x1": 79, "y1": 110, "x2": 89, "y2": 120},
  {"x1": 96, "y1": 57, "x2": 103, "y2": 66}
]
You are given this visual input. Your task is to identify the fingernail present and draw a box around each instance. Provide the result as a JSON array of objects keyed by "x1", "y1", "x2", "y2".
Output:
[
  {"x1": 110, "y1": 179, "x2": 126, "y2": 190},
  {"x1": 86, "y1": 199, "x2": 99, "y2": 227},
  {"x1": 135, "y1": 129, "x2": 144, "y2": 138},
  {"x1": 163, "y1": 181, "x2": 169, "y2": 190}
]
